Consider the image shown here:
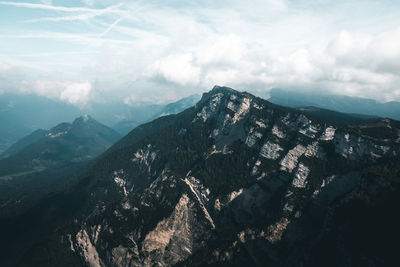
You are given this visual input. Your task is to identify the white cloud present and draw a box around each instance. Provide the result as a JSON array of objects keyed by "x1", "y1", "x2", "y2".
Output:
[
  {"x1": 195, "y1": 34, "x2": 245, "y2": 66},
  {"x1": 29, "y1": 80, "x2": 66, "y2": 99},
  {"x1": 149, "y1": 53, "x2": 201, "y2": 86},
  {"x1": 15, "y1": 79, "x2": 93, "y2": 106},
  {"x1": 0, "y1": 62, "x2": 12, "y2": 72},
  {"x1": 1, "y1": 0, "x2": 400, "y2": 104},
  {"x1": 60, "y1": 82, "x2": 92, "y2": 105},
  {"x1": 4, "y1": 26, "x2": 400, "y2": 103},
  {"x1": 0, "y1": 62, "x2": 94, "y2": 105}
]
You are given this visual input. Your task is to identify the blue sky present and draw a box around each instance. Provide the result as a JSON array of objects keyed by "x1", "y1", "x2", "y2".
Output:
[{"x1": 1, "y1": 0, "x2": 400, "y2": 106}]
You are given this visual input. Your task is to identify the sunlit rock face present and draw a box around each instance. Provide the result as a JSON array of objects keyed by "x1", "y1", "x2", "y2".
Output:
[{"x1": 17, "y1": 86, "x2": 400, "y2": 267}]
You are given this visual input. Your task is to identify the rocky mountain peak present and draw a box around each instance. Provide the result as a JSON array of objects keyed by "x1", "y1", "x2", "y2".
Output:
[
  {"x1": 198, "y1": 85, "x2": 254, "y2": 107},
  {"x1": 44, "y1": 116, "x2": 103, "y2": 139},
  {"x1": 6, "y1": 87, "x2": 400, "y2": 267},
  {"x1": 210, "y1": 85, "x2": 238, "y2": 94},
  {"x1": 72, "y1": 114, "x2": 97, "y2": 126},
  {"x1": 0, "y1": 115, "x2": 121, "y2": 183}
]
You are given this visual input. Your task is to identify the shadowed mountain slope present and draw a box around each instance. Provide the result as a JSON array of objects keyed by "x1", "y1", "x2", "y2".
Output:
[
  {"x1": 1, "y1": 87, "x2": 399, "y2": 267},
  {"x1": 0, "y1": 116, "x2": 121, "y2": 219}
]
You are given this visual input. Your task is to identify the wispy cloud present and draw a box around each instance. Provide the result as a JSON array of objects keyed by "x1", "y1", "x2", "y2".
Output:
[
  {"x1": 27, "y1": 12, "x2": 111, "y2": 22},
  {"x1": 30, "y1": 5, "x2": 123, "y2": 22},
  {"x1": 0, "y1": 1, "x2": 122, "y2": 13},
  {"x1": 96, "y1": 0, "x2": 148, "y2": 38},
  {"x1": 0, "y1": 32, "x2": 136, "y2": 48},
  {"x1": 99, "y1": 17, "x2": 123, "y2": 38},
  {"x1": 18, "y1": 51, "x2": 100, "y2": 58},
  {"x1": 0, "y1": 1, "x2": 124, "y2": 22}
]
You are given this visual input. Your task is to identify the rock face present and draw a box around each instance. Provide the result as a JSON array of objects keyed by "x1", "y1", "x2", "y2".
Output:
[{"x1": 9, "y1": 86, "x2": 400, "y2": 267}]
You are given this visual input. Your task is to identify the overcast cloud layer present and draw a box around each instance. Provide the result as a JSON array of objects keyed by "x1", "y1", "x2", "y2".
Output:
[{"x1": 0, "y1": 0, "x2": 400, "y2": 106}]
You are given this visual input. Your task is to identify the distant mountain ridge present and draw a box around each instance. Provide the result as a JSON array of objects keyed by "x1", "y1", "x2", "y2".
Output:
[
  {"x1": 2, "y1": 89, "x2": 395, "y2": 155},
  {"x1": 0, "y1": 115, "x2": 121, "y2": 176},
  {"x1": 0, "y1": 93, "x2": 81, "y2": 154},
  {"x1": 268, "y1": 88, "x2": 400, "y2": 120},
  {"x1": 0, "y1": 115, "x2": 121, "y2": 219},
  {"x1": 0, "y1": 93, "x2": 204, "y2": 155},
  {"x1": 295, "y1": 106, "x2": 378, "y2": 126},
  {"x1": 0, "y1": 129, "x2": 48, "y2": 159},
  {"x1": 114, "y1": 94, "x2": 201, "y2": 134},
  {"x1": 152, "y1": 94, "x2": 201, "y2": 118}
]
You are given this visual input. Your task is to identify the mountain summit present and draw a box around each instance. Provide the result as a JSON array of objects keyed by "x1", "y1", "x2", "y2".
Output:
[
  {"x1": 0, "y1": 115, "x2": 121, "y2": 174},
  {"x1": 2, "y1": 87, "x2": 400, "y2": 267}
]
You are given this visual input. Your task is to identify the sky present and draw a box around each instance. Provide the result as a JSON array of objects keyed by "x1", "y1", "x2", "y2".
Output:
[{"x1": 0, "y1": 0, "x2": 400, "y2": 106}]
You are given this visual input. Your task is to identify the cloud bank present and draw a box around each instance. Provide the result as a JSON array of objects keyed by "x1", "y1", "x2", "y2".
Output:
[{"x1": 0, "y1": 0, "x2": 399, "y2": 105}]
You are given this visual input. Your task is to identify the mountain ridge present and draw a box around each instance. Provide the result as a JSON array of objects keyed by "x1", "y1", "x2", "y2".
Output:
[
  {"x1": 114, "y1": 94, "x2": 201, "y2": 134},
  {"x1": 0, "y1": 115, "x2": 121, "y2": 220},
  {"x1": 268, "y1": 88, "x2": 400, "y2": 120},
  {"x1": 0, "y1": 115, "x2": 121, "y2": 176},
  {"x1": 1, "y1": 86, "x2": 399, "y2": 267}
]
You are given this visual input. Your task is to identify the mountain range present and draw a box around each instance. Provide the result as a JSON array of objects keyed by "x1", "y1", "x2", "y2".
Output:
[
  {"x1": 0, "y1": 115, "x2": 121, "y2": 219},
  {"x1": 268, "y1": 88, "x2": 400, "y2": 120},
  {"x1": 1, "y1": 86, "x2": 398, "y2": 267},
  {"x1": 0, "y1": 93, "x2": 81, "y2": 155},
  {"x1": 0, "y1": 93, "x2": 201, "y2": 154}
]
